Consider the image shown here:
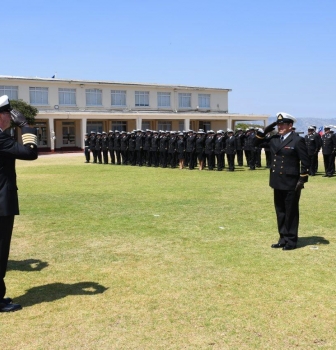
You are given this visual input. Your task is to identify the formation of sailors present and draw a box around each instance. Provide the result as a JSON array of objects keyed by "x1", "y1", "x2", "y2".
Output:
[{"x1": 83, "y1": 125, "x2": 336, "y2": 175}]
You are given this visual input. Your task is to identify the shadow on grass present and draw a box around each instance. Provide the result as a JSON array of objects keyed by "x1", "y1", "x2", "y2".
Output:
[
  {"x1": 297, "y1": 236, "x2": 330, "y2": 248},
  {"x1": 14, "y1": 282, "x2": 108, "y2": 307},
  {"x1": 7, "y1": 259, "x2": 49, "y2": 272}
]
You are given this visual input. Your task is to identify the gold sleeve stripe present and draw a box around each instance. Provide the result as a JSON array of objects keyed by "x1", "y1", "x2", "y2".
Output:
[
  {"x1": 300, "y1": 174, "x2": 309, "y2": 177},
  {"x1": 22, "y1": 133, "x2": 37, "y2": 145},
  {"x1": 256, "y1": 135, "x2": 265, "y2": 139}
]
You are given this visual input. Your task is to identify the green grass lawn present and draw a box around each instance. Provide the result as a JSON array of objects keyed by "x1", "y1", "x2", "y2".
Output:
[{"x1": 2, "y1": 154, "x2": 335, "y2": 349}]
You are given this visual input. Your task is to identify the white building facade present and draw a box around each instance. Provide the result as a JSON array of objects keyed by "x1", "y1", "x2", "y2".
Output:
[{"x1": 0, "y1": 76, "x2": 269, "y2": 151}]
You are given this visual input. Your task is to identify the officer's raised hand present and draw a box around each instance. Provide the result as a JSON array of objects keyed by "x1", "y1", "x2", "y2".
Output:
[
  {"x1": 10, "y1": 109, "x2": 28, "y2": 128},
  {"x1": 264, "y1": 122, "x2": 277, "y2": 134}
]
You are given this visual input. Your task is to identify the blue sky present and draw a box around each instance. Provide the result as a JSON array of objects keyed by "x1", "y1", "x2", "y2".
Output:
[{"x1": 3, "y1": 0, "x2": 335, "y2": 119}]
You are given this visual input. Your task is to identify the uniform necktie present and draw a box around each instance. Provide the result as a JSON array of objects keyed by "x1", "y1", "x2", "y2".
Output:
[{"x1": 280, "y1": 136, "x2": 284, "y2": 142}]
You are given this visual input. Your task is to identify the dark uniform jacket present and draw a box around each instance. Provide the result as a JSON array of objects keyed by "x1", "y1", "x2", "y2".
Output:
[
  {"x1": 0, "y1": 127, "x2": 38, "y2": 216},
  {"x1": 304, "y1": 134, "x2": 319, "y2": 156},
  {"x1": 321, "y1": 133, "x2": 336, "y2": 155},
  {"x1": 255, "y1": 132, "x2": 310, "y2": 191},
  {"x1": 225, "y1": 136, "x2": 237, "y2": 155}
]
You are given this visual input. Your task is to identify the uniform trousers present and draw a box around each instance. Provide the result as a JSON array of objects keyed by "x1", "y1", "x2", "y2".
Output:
[
  {"x1": 323, "y1": 154, "x2": 334, "y2": 176},
  {"x1": 0, "y1": 215, "x2": 15, "y2": 299},
  {"x1": 84, "y1": 147, "x2": 90, "y2": 162},
  {"x1": 274, "y1": 189, "x2": 301, "y2": 247}
]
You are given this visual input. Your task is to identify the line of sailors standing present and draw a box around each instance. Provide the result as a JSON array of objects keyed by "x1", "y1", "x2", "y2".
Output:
[
  {"x1": 84, "y1": 127, "x2": 262, "y2": 171},
  {"x1": 83, "y1": 125, "x2": 336, "y2": 175}
]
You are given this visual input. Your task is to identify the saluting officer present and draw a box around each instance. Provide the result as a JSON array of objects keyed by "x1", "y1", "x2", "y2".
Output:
[
  {"x1": 225, "y1": 129, "x2": 237, "y2": 171},
  {"x1": 214, "y1": 130, "x2": 225, "y2": 171},
  {"x1": 101, "y1": 131, "x2": 109, "y2": 164},
  {"x1": 255, "y1": 113, "x2": 310, "y2": 250},
  {"x1": 150, "y1": 131, "x2": 160, "y2": 167},
  {"x1": 113, "y1": 130, "x2": 121, "y2": 165},
  {"x1": 107, "y1": 130, "x2": 115, "y2": 164},
  {"x1": 204, "y1": 130, "x2": 215, "y2": 170},
  {"x1": 195, "y1": 130, "x2": 206, "y2": 170}
]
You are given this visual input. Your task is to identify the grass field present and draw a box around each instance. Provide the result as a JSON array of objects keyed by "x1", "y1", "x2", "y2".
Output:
[{"x1": 2, "y1": 154, "x2": 335, "y2": 349}]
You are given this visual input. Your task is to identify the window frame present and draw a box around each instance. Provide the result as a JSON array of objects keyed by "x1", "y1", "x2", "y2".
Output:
[
  {"x1": 59, "y1": 88, "x2": 77, "y2": 106},
  {"x1": 0, "y1": 85, "x2": 18, "y2": 100},
  {"x1": 86, "y1": 88, "x2": 103, "y2": 106},
  {"x1": 178, "y1": 93, "x2": 191, "y2": 108},
  {"x1": 198, "y1": 94, "x2": 210, "y2": 109},
  {"x1": 29, "y1": 87, "x2": 49, "y2": 105},
  {"x1": 157, "y1": 92, "x2": 171, "y2": 108},
  {"x1": 135, "y1": 91, "x2": 149, "y2": 107},
  {"x1": 111, "y1": 90, "x2": 126, "y2": 107}
]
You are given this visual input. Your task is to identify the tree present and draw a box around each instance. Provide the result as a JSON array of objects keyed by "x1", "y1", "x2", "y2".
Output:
[
  {"x1": 10, "y1": 99, "x2": 38, "y2": 125},
  {"x1": 234, "y1": 122, "x2": 264, "y2": 131}
]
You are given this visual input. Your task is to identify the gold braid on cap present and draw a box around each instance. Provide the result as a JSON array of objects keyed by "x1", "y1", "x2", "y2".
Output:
[{"x1": 22, "y1": 133, "x2": 37, "y2": 145}]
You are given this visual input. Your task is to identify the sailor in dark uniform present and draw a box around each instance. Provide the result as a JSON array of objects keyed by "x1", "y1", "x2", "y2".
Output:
[
  {"x1": 101, "y1": 131, "x2": 109, "y2": 164},
  {"x1": 150, "y1": 131, "x2": 160, "y2": 167},
  {"x1": 95, "y1": 132, "x2": 102, "y2": 164},
  {"x1": 84, "y1": 133, "x2": 90, "y2": 163},
  {"x1": 235, "y1": 128, "x2": 245, "y2": 166},
  {"x1": 186, "y1": 130, "x2": 196, "y2": 170},
  {"x1": 304, "y1": 126, "x2": 319, "y2": 176},
  {"x1": 168, "y1": 131, "x2": 177, "y2": 168},
  {"x1": 113, "y1": 130, "x2": 121, "y2": 165},
  {"x1": 214, "y1": 130, "x2": 225, "y2": 171},
  {"x1": 204, "y1": 130, "x2": 215, "y2": 170},
  {"x1": 128, "y1": 131, "x2": 136, "y2": 165},
  {"x1": 321, "y1": 126, "x2": 336, "y2": 177},
  {"x1": 120, "y1": 131, "x2": 129, "y2": 165},
  {"x1": 0, "y1": 95, "x2": 38, "y2": 312},
  {"x1": 225, "y1": 129, "x2": 237, "y2": 171},
  {"x1": 177, "y1": 132, "x2": 186, "y2": 169},
  {"x1": 107, "y1": 130, "x2": 115, "y2": 164},
  {"x1": 255, "y1": 113, "x2": 310, "y2": 250},
  {"x1": 89, "y1": 131, "x2": 97, "y2": 163},
  {"x1": 195, "y1": 130, "x2": 205, "y2": 170}
]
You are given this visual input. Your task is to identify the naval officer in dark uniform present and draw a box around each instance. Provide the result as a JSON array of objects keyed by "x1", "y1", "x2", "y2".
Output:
[
  {"x1": 0, "y1": 95, "x2": 38, "y2": 312},
  {"x1": 255, "y1": 113, "x2": 310, "y2": 250}
]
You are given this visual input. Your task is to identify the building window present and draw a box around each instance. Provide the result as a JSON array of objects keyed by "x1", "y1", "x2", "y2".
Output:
[
  {"x1": 87, "y1": 121, "x2": 103, "y2": 134},
  {"x1": 30, "y1": 87, "x2": 48, "y2": 105},
  {"x1": 111, "y1": 121, "x2": 127, "y2": 132},
  {"x1": 86, "y1": 89, "x2": 102, "y2": 106},
  {"x1": 111, "y1": 90, "x2": 126, "y2": 106},
  {"x1": 178, "y1": 93, "x2": 191, "y2": 108},
  {"x1": 158, "y1": 121, "x2": 172, "y2": 131},
  {"x1": 198, "y1": 94, "x2": 210, "y2": 108},
  {"x1": 157, "y1": 92, "x2": 171, "y2": 107},
  {"x1": 135, "y1": 91, "x2": 149, "y2": 107},
  {"x1": 59, "y1": 88, "x2": 76, "y2": 106},
  {"x1": 0, "y1": 86, "x2": 18, "y2": 100}
]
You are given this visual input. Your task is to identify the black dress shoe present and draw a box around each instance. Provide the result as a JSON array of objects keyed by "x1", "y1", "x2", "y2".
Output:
[
  {"x1": 1, "y1": 297, "x2": 13, "y2": 304},
  {"x1": 0, "y1": 302, "x2": 22, "y2": 312},
  {"x1": 282, "y1": 245, "x2": 296, "y2": 251},
  {"x1": 271, "y1": 243, "x2": 285, "y2": 248}
]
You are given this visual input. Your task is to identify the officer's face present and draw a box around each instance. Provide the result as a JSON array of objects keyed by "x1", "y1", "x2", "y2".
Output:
[
  {"x1": 277, "y1": 123, "x2": 292, "y2": 135},
  {"x1": 0, "y1": 111, "x2": 12, "y2": 130}
]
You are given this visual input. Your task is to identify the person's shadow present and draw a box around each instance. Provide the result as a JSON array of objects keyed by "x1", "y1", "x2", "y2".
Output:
[
  {"x1": 297, "y1": 236, "x2": 330, "y2": 248},
  {"x1": 7, "y1": 259, "x2": 49, "y2": 272},
  {"x1": 14, "y1": 282, "x2": 108, "y2": 307}
]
